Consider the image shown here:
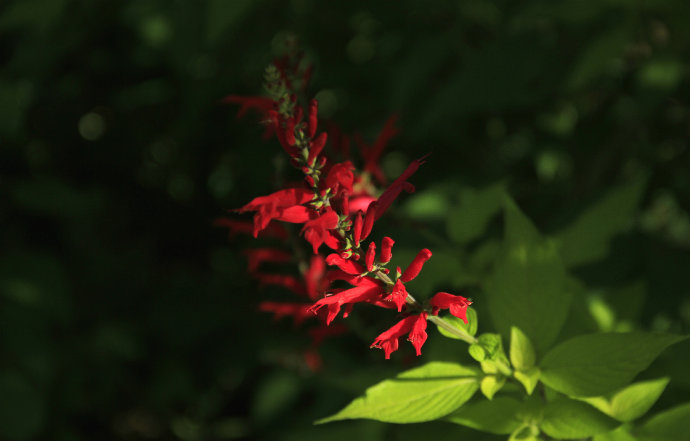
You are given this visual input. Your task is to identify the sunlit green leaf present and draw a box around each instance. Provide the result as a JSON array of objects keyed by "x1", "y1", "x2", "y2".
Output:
[
  {"x1": 540, "y1": 398, "x2": 619, "y2": 439},
  {"x1": 316, "y1": 362, "x2": 480, "y2": 424}
]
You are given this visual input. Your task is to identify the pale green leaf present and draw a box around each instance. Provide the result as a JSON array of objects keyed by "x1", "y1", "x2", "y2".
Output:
[
  {"x1": 480, "y1": 375, "x2": 506, "y2": 400},
  {"x1": 609, "y1": 377, "x2": 669, "y2": 422},
  {"x1": 540, "y1": 332, "x2": 685, "y2": 397},
  {"x1": 540, "y1": 398, "x2": 619, "y2": 439},
  {"x1": 510, "y1": 326, "x2": 536, "y2": 371},
  {"x1": 486, "y1": 197, "x2": 571, "y2": 353},
  {"x1": 514, "y1": 367, "x2": 541, "y2": 395},
  {"x1": 316, "y1": 362, "x2": 480, "y2": 424},
  {"x1": 446, "y1": 396, "x2": 522, "y2": 434}
]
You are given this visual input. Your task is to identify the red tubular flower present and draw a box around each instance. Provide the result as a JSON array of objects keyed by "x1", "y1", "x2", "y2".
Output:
[
  {"x1": 308, "y1": 132, "x2": 328, "y2": 165},
  {"x1": 407, "y1": 313, "x2": 428, "y2": 356},
  {"x1": 429, "y1": 292, "x2": 472, "y2": 323},
  {"x1": 400, "y1": 248, "x2": 432, "y2": 282},
  {"x1": 357, "y1": 114, "x2": 399, "y2": 185},
  {"x1": 361, "y1": 201, "x2": 377, "y2": 241},
  {"x1": 308, "y1": 278, "x2": 383, "y2": 325},
  {"x1": 370, "y1": 312, "x2": 428, "y2": 359},
  {"x1": 326, "y1": 253, "x2": 365, "y2": 275},
  {"x1": 302, "y1": 209, "x2": 340, "y2": 253},
  {"x1": 239, "y1": 188, "x2": 313, "y2": 213},
  {"x1": 324, "y1": 161, "x2": 355, "y2": 195},
  {"x1": 255, "y1": 273, "x2": 306, "y2": 296},
  {"x1": 366, "y1": 242, "x2": 376, "y2": 271},
  {"x1": 259, "y1": 302, "x2": 313, "y2": 326},
  {"x1": 285, "y1": 118, "x2": 296, "y2": 146},
  {"x1": 385, "y1": 279, "x2": 408, "y2": 312},
  {"x1": 375, "y1": 156, "x2": 428, "y2": 220},
  {"x1": 353, "y1": 211, "x2": 363, "y2": 247},
  {"x1": 380, "y1": 236, "x2": 394, "y2": 264},
  {"x1": 308, "y1": 99, "x2": 318, "y2": 138},
  {"x1": 304, "y1": 255, "x2": 328, "y2": 300},
  {"x1": 215, "y1": 218, "x2": 287, "y2": 239},
  {"x1": 244, "y1": 248, "x2": 293, "y2": 273},
  {"x1": 222, "y1": 95, "x2": 275, "y2": 118}
]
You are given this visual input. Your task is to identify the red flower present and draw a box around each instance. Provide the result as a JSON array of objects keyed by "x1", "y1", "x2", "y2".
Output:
[
  {"x1": 429, "y1": 292, "x2": 472, "y2": 323},
  {"x1": 222, "y1": 95, "x2": 275, "y2": 118},
  {"x1": 214, "y1": 218, "x2": 287, "y2": 240},
  {"x1": 365, "y1": 242, "x2": 376, "y2": 271},
  {"x1": 304, "y1": 255, "x2": 329, "y2": 300},
  {"x1": 401, "y1": 248, "x2": 432, "y2": 282},
  {"x1": 244, "y1": 248, "x2": 293, "y2": 273},
  {"x1": 355, "y1": 114, "x2": 399, "y2": 185},
  {"x1": 324, "y1": 161, "x2": 355, "y2": 196},
  {"x1": 375, "y1": 155, "x2": 428, "y2": 220},
  {"x1": 384, "y1": 279, "x2": 408, "y2": 312},
  {"x1": 308, "y1": 276, "x2": 383, "y2": 325},
  {"x1": 301, "y1": 209, "x2": 340, "y2": 253},
  {"x1": 307, "y1": 132, "x2": 328, "y2": 165},
  {"x1": 259, "y1": 301, "x2": 313, "y2": 326},
  {"x1": 238, "y1": 188, "x2": 314, "y2": 237},
  {"x1": 255, "y1": 273, "x2": 306, "y2": 296},
  {"x1": 380, "y1": 236, "x2": 394, "y2": 264},
  {"x1": 371, "y1": 312, "x2": 428, "y2": 359},
  {"x1": 326, "y1": 253, "x2": 365, "y2": 275}
]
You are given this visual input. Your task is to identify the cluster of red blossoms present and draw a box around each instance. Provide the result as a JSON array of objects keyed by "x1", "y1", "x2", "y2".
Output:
[{"x1": 219, "y1": 52, "x2": 471, "y2": 361}]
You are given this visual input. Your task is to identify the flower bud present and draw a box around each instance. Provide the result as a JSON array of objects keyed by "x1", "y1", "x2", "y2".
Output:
[
  {"x1": 380, "y1": 237, "x2": 394, "y2": 264},
  {"x1": 366, "y1": 242, "x2": 376, "y2": 272},
  {"x1": 400, "y1": 248, "x2": 432, "y2": 282}
]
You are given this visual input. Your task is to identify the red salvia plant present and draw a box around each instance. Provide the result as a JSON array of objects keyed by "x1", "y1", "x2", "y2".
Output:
[{"x1": 219, "y1": 49, "x2": 474, "y2": 364}]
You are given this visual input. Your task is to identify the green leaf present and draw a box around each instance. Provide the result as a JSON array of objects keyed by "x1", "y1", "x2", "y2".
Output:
[
  {"x1": 514, "y1": 367, "x2": 541, "y2": 395},
  {"x1": 593, "y1": 426, "x2": 638, "y2": 441},
  {"x1": 446, "y1": 182, "x2": 505, "y2": 244},
  {"x1": 446, "y1": 396, "x2": 522, "y2": 434},
  {"x1": 480, "y1": 375, "x2": 506, "y2": 400},
  {"x1": 486, "y1": 197, "x2": 571, "y2": 353},
  {"x1": 540, "y1": 398, "x2": 620, "y2": 439},
  {"x1": 583, "y1": 378, "x2": 669, "y2": 422},
  {"x1": 509, "y1": 424, "x2": 541, "y2": 441},
  {"x1": 510, "y1": 326, "x2": 536, "y2": 371},
  {"x1": 474, "y1": 333, "x2": 511, "y2": 376},
  {"x1": 316, "y1": 362, "x2": 480, "y2": 424},
  {"x1": 540, "y1": 332, "x2": 686, "y2": 397},
  {"x1": 437, "y1": 307, "x2": 478, "y2": 339},
  {"x1": 555, "y1": 176, "x2": 647, "y2": 268},
  {"x1": 639, "y1": 402, "x2": 690, "y2": 441}
]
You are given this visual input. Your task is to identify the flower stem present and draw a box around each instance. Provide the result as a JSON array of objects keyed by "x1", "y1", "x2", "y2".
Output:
[{"x1": 426, "y1": 315, "x2": 478, "y2": 344}]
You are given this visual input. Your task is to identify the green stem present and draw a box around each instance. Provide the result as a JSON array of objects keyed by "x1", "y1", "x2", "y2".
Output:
[{"x1": 427, "y1": 315, "x2": 478, "y2": 344}]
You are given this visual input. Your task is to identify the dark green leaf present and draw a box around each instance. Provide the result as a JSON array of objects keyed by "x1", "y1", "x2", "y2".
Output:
[
  {"x1": 639, "y1": 402, "x2": 690, "y2": 441},
  {"x1": 486, "y1": 197, "x2": 571, "y2": 353},
  {"x1": 541, "y1": 332, "x2": 686, "y2": 397},
  {"x1": 555, "y1": 176, "x2": 647, "y2": 268},
  {"x1": 446, "y1": 183, "x2": 505, "y2": 244},
  {"x1": 446, "y1": 396, "x2": 522, "y2": 434}
]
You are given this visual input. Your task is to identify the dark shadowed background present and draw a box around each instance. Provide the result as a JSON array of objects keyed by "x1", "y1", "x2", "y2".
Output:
[{"x1": 2, "y1": 1, "x2": 690, "y2": 440}]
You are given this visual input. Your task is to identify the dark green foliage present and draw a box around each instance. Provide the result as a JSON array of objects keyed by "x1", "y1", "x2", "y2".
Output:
[{"x1": 2, "y1": 0, "x2": 690, "y2": 440}]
